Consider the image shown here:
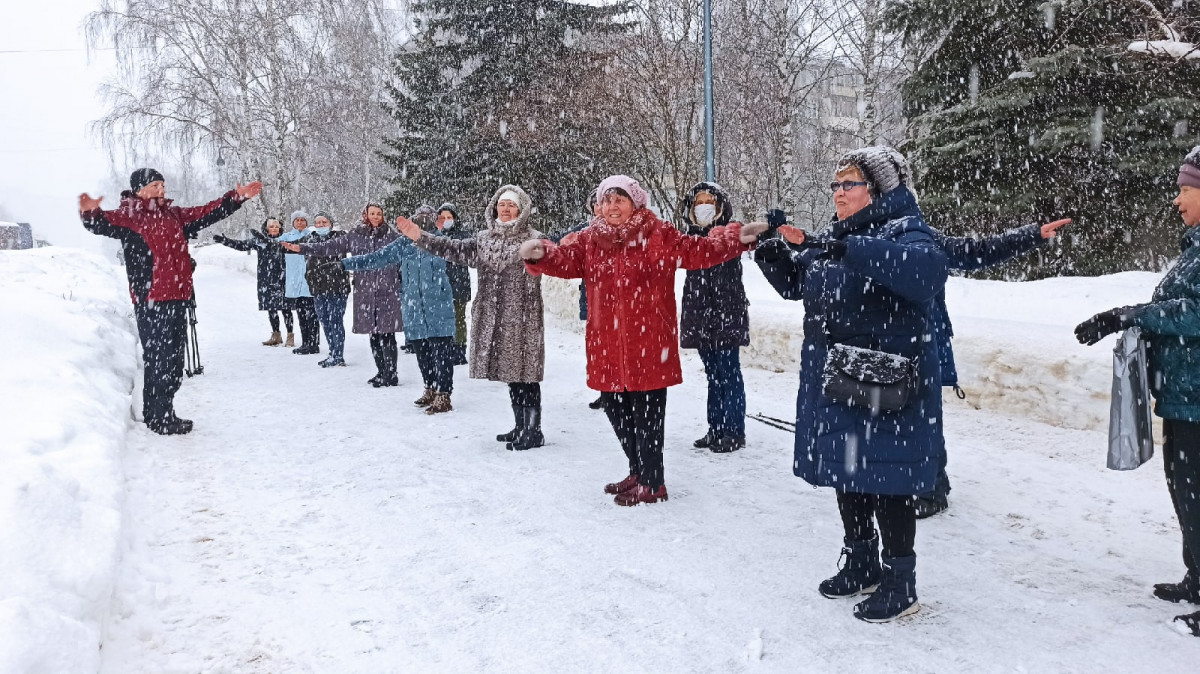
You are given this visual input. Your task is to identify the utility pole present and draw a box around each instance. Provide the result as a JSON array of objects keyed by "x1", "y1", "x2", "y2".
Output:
[{"x1": 703, "y1": 0, "x2": 716, "y2": 182}]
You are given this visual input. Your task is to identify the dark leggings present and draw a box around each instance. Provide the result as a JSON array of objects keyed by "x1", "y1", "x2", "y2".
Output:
[
  {"x1": 1164, "y1": 419, "x2": 1200, "y2": 582},
  {"x1": 413, "y1": 337, "x2": 455, "y2": 393},
  {"x1": 294, "y1": 297, "x2": 319, "y2": 347},
  {"x1": 837, "y1": 492, "x2": 916, "y2": 559},
  {"x1": 369, "y1": 332, "x2": 398, "y2": 377},
  {"x1": 601, "y1": 389, "x2": 668, "y2": 490},
  {"x1": 508, "y1": 382, "x2": 541, "y2": 407},
  {"x1": 268, "y1": 309, "x2": 294, "y2": 333}
]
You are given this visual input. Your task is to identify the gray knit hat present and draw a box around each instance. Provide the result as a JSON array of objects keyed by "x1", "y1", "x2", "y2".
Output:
[
  {"x1": 313, "y1": 210, "x2": 334, "y2": 224},
  {"x1": 290, "y1": 210, "x2": 310, "y2": 224},
  {"x1": 837, "y1": 146, "x2": 911, "y2": 196},
  {"x1": 1179, "y1": 146, "x2": 1200, "y2": 189}
]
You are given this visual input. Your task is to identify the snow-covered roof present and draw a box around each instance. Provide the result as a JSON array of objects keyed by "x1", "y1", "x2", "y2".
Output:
[{"x1": 0, "y1": 221, "x2": 20, "y2": 227}]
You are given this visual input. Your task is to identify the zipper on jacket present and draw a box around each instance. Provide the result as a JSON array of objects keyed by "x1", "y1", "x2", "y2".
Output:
[{"x1": 617, "y1": 244, "x2": 631, "y2": 388}]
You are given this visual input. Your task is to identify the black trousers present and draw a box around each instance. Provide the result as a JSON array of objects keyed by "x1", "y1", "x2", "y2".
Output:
[
  {"x1": 294, "y1": 297, "x2": 319, "y2": 347},
  {"x1": 369, "y1": 332, "x2": 398, "y2": 378},
  {"x1": 508, "y1": 382, "x2": 541, "y2": 408},
  {"x1": 413, "y1": 337, "x2": 455, "y2": 393},
  {"x1": 837, "y1": 492, "x2": 917, "y2": 559},
  {"x1": 1164, "y1": 419, "x2": 1200, "y2": 582},
  {"x1": 601, "y1": 389, "x2": 668, "y2": 490},
  {"x1": 134, "y1": 299, "x2": 188, "y2": 418},
  {"x1": 268, "y1": 309, "x2": 294, "y2": 333}
]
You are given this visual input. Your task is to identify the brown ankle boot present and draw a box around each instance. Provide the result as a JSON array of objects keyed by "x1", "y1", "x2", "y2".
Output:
[
  {"x1": 263, "y1": 331, "x2": 283, "y2": 346},
  {"x1": 426, "y1": 392, "x2": 453, "y2": 415},
  {"x1": 414, "y1": 387, "x2": 436, "y2": 407},
  {"x1": 284, "y1": 332, "x2": 295, "y2": 348}
]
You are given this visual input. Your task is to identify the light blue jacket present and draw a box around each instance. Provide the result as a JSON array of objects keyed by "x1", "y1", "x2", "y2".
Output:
[
  {"x1": 343, "y1": 234, "x2": 455, "y2": 341},
  {"x1": 279, "y1": 226, "x2": 312, "y2": 298}
]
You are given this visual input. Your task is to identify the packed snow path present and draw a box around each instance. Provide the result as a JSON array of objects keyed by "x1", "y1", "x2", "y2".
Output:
[{"x1": 99, "y1": 263, "x2": 1199, "y2": 672}]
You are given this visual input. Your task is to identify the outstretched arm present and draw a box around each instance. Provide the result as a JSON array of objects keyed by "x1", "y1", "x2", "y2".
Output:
[
  {"x1": 213, "y1": 234, "x2": 257, "y2": 252},
  {"x1": 415, "y1": 231, "x2": 480, "y2": 267},
  {"x1": 940, "y1": 220, "x2": 1068, "y2": 272},
  {"x1": 178, "y1": 182, "x2": 262, "y2": 238},
  {"x1": 1129, "y1": 299, "x2": 1200, "y2": 338},
  {"x1": 342, "y1": 237, "x2": 412, "y2": 272},
  {"x1": 523, "y1": 236, "x2": 586, "y2": 279},
  {"x1": 754, "y1": 238, "x2": 809, "y2": 301}
]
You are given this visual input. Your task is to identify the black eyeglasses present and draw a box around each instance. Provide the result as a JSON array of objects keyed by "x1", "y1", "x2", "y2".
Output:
[{"x1": 830, "y1": 180, "x2": 868, "y2": 193}]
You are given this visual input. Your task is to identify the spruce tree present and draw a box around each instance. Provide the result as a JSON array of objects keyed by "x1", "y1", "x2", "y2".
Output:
[
  {"x1": 888, "y1": 0, "x2": 1200, "y2": 277},
  {"x1": 381, "y1": 0, "x2": 633, "y2": 233}
]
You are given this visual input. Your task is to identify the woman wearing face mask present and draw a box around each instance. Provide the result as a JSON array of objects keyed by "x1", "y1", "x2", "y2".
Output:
[
  {"x1": 519, "y1": 175, "x2": 766, "y2": 505},
  {"x1": 284, "y1": 204, "x2": 405, "y2": 386},
  {"x1": 436, "y1": 203, "x2": 472, "y2": 367},
  {"x1": 395, "y1": 185, "x2": 547, "y2": 450},
  {"x1": 277, "y1": 211, "x2": 321, "y2": 354},
  {"x1": 212, "y1": 217, "x2": 293, "y2": 347},
  {"x1": 678, "y1": 182, "x2": 750, "y2": 454},
  {"x1": 295, "y1": 212, "x2": 350, "y2": 367}
]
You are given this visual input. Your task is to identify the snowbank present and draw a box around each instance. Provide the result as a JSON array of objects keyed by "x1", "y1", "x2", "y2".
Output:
[
  {"x1": 541, "y1": 262, "x2": 1162, "y2": 432},
  {"x1": 192, "y1": 241, "x2": 257, "y2": 277},
  {"x1": 0, "y1": 249, "x2": 138, "y2": 674}
]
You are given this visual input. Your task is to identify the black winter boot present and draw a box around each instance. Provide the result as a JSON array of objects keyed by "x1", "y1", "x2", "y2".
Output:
[
  {"x1": 853, "y1": 555, "x2": 920, "y2": 623},
  {"x1": 1155, "y1": 575, "x2": 1200, "y2": 604},
  {"x1": 144, "y1": 397, "x2": 192, "y2": 436},
  {"x1": 693, "y1": 429, "x2": 717, "y2": 449},
  {"x1": 710, "y1": 436, "x2": 746, "y2": 453},
  {"x1": 507, "y1": 405, "x2": 544, "y2": 451},
  {"x1": 497, "y1": 403, "x2": 522, "y2": 442},
  {"x1": 1174, "y1": 610, "x2": 1200, "y2": 636},
  {"x1": 819, "y1": 537, "x2": 882, "y2": 598}
]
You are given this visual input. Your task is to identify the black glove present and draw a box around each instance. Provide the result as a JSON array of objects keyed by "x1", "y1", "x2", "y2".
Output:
[
  {"x1": 765, "y1": 208, "x2": 788, "y2": 238},
  {"x1": 798, "y1": 238, "x2": 848, "y2": 260},
  {"x1": 250, "y1": 229, "x2": 268, "y2": 241},
  {"x1": 754, "y1": 237, "x2": 792, "y2": 264},
  {"x1": 1074, "y1": 306, "x2": 1137, "y2": 346},
  {"x1": 213, "y1": 234, "x2": 228, "y2": 243}
]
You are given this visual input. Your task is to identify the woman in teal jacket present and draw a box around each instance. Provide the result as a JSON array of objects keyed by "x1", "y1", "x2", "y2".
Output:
[
  {"x1": 343, "y1": 210, "x2": 457, "y2": 414},
  {"x1": 1076, "y1": 146, "x2": 1200, "y2": 636}
]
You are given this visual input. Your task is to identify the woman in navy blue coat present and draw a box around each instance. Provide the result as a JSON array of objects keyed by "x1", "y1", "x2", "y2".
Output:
[{"x1": 755, "y1": 147, "x2": 947, "y2": 623}]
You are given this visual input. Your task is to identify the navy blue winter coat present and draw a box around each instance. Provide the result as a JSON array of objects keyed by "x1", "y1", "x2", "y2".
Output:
[
  {"x1": 933, "y1": 224, "x2": 1045, "y2": 386},
  {"x1": 678, "y1": 182, "x2": 750, "y2": 350},
  {"x1": 755, "y1": 186, "x2": 948, "y2": 495},
  {"x1": 215, "y1": 225, "x2": 287, "y2": 311}
]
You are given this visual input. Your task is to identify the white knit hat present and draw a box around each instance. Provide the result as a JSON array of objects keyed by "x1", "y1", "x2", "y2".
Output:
[{"x1": 497, "y1": 191, "x2": 522, "y2": 210}]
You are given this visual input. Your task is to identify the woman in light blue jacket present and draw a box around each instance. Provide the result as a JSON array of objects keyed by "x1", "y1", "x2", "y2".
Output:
[
  {"x1": 277, "y1": 210, "x2": 320, "y2": 355},
  {"x1": 343, "y1": 207, "x2": 457, "y2": 414}
]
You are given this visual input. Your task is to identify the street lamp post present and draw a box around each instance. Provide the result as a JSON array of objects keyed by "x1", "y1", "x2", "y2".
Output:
[{"x1": 703, "y1": 0, "x2": 716, "y2": 182}]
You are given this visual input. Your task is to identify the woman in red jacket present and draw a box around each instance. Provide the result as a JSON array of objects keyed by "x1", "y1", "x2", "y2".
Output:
[{"x1": 521, "y1": 175, "x2": 765, "y2": 505}]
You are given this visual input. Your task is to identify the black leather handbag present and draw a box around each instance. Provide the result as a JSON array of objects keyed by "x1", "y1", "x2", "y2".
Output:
[{"x1": 821, "y1": 343, "x2": 916, "y2": 413}]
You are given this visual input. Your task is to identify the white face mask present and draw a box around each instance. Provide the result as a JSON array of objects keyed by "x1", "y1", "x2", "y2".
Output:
[
  {"x1": 315, "y1": 226, "x2": 331, "y2": 235},
  {"x1": 693, "y1": 204, "x2": 717, "y2": 226},
  {"x1": 442, "y1": 219, "x2": 455, "y2": 230}
]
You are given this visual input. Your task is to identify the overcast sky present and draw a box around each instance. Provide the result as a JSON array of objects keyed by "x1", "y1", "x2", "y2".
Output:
[{"x1": 0, "y1": 0, "x2": 119, "y2": 250}]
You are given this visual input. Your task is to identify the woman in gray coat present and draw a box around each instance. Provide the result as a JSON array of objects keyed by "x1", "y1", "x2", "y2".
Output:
[{"x1": 395, "y1": 185, "x2": 546, "y2": 450}]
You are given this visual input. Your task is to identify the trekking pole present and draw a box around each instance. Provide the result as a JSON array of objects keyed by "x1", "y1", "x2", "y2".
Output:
[{"x1": 185, "y1": 299, "x2": 204, "y2": 377}]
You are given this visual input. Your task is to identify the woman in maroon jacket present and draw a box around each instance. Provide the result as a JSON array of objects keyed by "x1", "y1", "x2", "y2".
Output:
[
  {"x1": 79, "y1": 168, "x2": 261, "y2": 435},
  {"x1": 521, "y1": 175, "x2": 765, "y2": 505}
]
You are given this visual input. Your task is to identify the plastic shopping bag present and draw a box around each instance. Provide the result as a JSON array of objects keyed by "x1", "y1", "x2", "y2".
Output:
[{"x1": 1108, "y1": 327, "x2": 1154, "y2": 470}]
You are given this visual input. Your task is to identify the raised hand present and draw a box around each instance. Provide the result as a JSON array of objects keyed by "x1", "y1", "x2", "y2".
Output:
[
  {"x1": 1041, "y1": 218, "x2": 1072, "y2": 239},
  {"x1": 78, "y1": 193, "x2": 103, "y2": 213},
  {"x1": 740, "y1": 222, "x2": 768, "y2": 243},
  {"x1": 235, "y1": 181, "x2": 263, "y2": 199},
  {"x1": 519, "y1": 238, "x2": 545, "y2": 261},
  {"x1": 281, "y1": 242, "x2": 301, "y2": 253},
  {"x1": 395, "y1": 216, "x2": 422, "y2": 241},
  {"x1": 778, "y1": 225, "x2": 806, "y2": 245}
]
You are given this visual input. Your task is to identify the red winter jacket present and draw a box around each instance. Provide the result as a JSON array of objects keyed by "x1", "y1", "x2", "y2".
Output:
[
  {"x1": 527, "y1": 209, "x2": 749, "y2": 392},
  {"x1": 82, "y1": 190, "x2": 244, "y2": 303}
]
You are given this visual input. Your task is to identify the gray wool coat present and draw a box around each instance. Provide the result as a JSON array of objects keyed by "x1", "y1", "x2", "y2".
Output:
[{"x1": 416, "y1": 185, "x2": 545, "y2": 383}]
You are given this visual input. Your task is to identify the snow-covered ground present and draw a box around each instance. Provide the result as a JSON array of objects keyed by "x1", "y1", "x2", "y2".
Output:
[
  {"x1": 0, "y1": 249, "x2": 137, "y2": 673},
  {"x1": 5, "y1": 245, "x2": 1198, "y2": 672}
]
